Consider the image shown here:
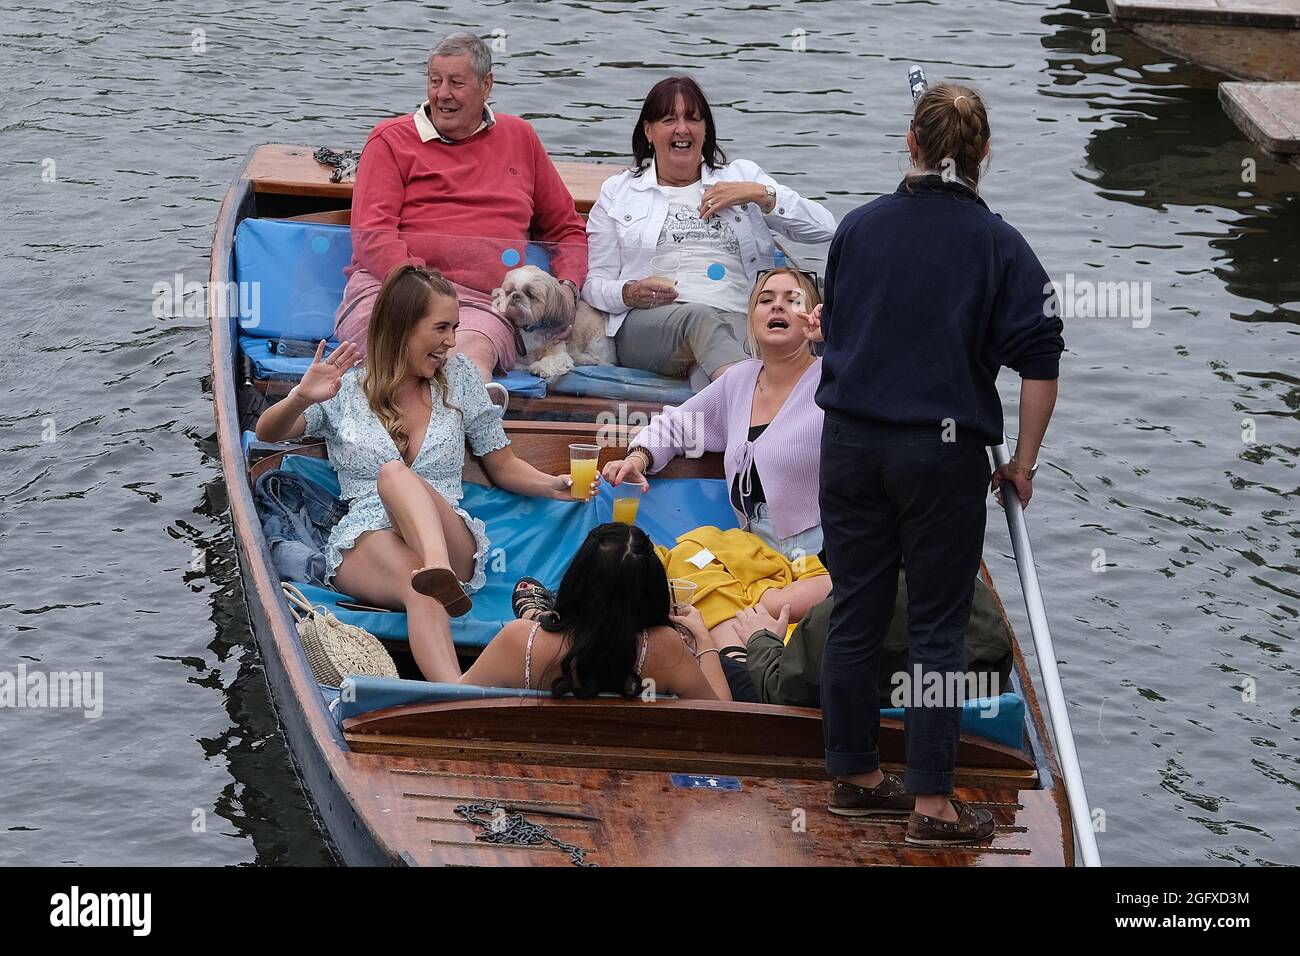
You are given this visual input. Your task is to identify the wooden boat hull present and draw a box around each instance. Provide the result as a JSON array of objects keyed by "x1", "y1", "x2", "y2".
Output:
[
  {"x1": 1108, "y1": 0, "x2": 1300, "y2": 81},
  {"x1": 210, "y1": 144, "x2": 1076, "y2": 866}
]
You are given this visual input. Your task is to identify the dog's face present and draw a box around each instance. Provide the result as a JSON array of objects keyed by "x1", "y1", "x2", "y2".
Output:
[{"x1": 492, "y1": 266, "x2": 574, "y2": 341}]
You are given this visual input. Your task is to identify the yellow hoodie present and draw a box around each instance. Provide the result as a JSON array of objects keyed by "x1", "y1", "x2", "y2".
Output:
[{"x1": 654, "y1": 526, "x2": 828, "y2": 629}]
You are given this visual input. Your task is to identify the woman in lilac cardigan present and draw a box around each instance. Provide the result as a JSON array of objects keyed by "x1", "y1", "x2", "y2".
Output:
[{"x1": 603, "y1": 267, "x2": 832, "y2": 627}]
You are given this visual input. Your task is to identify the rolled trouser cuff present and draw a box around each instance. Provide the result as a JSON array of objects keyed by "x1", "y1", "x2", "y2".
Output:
[
  {"x1": 825, "y1": 748, "x2": 881, "y2": 777},
  {"x1": 904, "y1": 768, "x2": 955, "y2": 795}
]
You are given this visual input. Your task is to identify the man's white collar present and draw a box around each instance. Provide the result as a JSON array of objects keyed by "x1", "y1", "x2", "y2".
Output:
[{"x1": 413, "y1": 100, "x2": 496, "y2": 143}]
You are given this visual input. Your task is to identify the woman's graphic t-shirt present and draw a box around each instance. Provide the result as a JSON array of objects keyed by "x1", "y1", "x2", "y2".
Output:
[{"x1": 654, "y1": 182, "x2": 751, "y2": 313}]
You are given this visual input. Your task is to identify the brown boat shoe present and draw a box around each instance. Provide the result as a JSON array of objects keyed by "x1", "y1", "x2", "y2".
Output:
[
  {"x1": 905, "y1": 799, "x2": 996, "y2": 846},
  {"x1": 828, "y1": 773, "x2": 915, "y2": 817}
]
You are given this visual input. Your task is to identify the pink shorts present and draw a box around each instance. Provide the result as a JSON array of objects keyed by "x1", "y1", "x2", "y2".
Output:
[{"x1": 333, "y1": 268, "x2": 520, "y2": 373}]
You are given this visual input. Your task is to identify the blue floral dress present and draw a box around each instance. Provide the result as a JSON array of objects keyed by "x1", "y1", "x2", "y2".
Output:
[{"x1": 302, "y1": 353, "x2": 509, "y2": 592}]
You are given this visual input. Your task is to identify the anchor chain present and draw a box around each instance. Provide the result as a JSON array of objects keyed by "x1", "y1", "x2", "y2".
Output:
[{"x1": 454, "y1": 801, "x2": 596, "y2": 867}]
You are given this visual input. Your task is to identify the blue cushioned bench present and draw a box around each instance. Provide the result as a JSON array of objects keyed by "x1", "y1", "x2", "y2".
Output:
[
  {"x1": 327, "y1": 674, "x2": 1022, "y2": 747},
  {"x1": 278, "y1": 453, "x2": 736, "y2": 648},
  {"x1": 232, "y1": 216, "x2": 692, "y2": 402},
  {"x1": 271, "y1": 455, "x2": 1025, "y2": 746}
]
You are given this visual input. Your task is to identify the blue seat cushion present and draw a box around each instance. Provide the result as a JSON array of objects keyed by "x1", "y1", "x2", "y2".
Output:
[
  {"x1": 234, "y1": 218, "x2": 696, "y2": 404},
  {"x1": 548, "y1": 365, "x2": 694, "y2": 405},
  {"x1": 240, "y1": 334, "x2": 544, "y2": 399},
  {"x1": 331, "y1": 676, "x2": 546, "y2": 723},
  {"x1": 279, "y1": 455, "x2": 1027, "y2": 747},
  {"x1": 234, "y1": 219, "x2": 353, "y2": 341},
  {"x1": 882, "y1": 693, "x2": 1025, "y2": 750},
  {"x1": 329, "y1": 679, "x2": 1023, "y2": 747},
  {"x1": 278, "y1": 454, "x2": 736, "y2": 648},
  {"x1": 233, "y1": 218, "x2": 555, "y2": 344},
  {"x1": 493, "y1": 368, "x2": 547, "y2": 399},
  {"x1": 240, "y1": 335, "x2": 340, "y2": 380}
]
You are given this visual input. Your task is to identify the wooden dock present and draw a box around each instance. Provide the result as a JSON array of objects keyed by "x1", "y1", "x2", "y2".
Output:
[
  {"x1": 1107, "y1": 0, "x2": 1300, "y2": 81},
  {"x1": 1220, "y1": 82, "x2": 1300, "y2": 169}
]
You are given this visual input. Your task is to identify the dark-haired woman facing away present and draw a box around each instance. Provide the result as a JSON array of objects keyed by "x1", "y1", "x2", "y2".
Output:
[
  {"x1": 461, "y1": 523, "x2": 732, "y2": 701},
  {"x1": 811, "y1": 85, "x2": 1064, "y2": 845}
]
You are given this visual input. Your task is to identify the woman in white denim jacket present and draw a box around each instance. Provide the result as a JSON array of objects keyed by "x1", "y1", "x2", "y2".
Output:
[{"x1": 584, "y1": 76, "x2": 836, "y2": 388}]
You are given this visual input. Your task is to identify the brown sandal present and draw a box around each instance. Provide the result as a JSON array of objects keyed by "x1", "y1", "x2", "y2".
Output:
[{"x1": 411, "y1": 566, "x2": 473, "y2": 618}]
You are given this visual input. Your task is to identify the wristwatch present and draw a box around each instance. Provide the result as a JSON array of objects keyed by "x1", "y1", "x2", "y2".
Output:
[
  {"x1": 1025, "y1": 461, "x2": 1039, "y2": 480},
  {"x1": 762, "y1": 184, "x2": 777, "y2": 213}
]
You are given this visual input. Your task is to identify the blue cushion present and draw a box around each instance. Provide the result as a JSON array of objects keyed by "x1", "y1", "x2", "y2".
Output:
[
  {"x1": 282, "y1": 459, "x2": 736, "y2": 649},
  {"x1": 493, "y1": 368, "x2": 547, "y2": 399},
  {"x1": 280, "y1": 456, "x2": 1026, "y2": 748},
  {"x1": 234, "y1": 219, "x2": 353, "y2": 341},
  {"x1": 883, "y1": 692, "x2": 1026, "y2": 750},
  {"x1": 332, "y1": 676, "x2": 546, "y2": 723},
  {"x1": 548, "y1": 365, "x2": 695, "y2": 404},
  {"x1": 233, "y1": 219, "x2": 699, "y2": 405},
  {"x1": 524, "y1": 243, "x2": 553, "y2": 272},
  {"x1": 233, "y1": 218, "x2": 559, "y2": 343},
  {"x1": 331, "y1": 679, "x2": 1023, "y2": 749},
  {"x1": 240, "y1": 335, "x2": 339, "y2": 380}
]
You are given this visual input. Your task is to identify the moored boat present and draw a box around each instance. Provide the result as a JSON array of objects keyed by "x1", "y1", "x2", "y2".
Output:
[{"x1": 209, "y1": 144, "x2": 1078, "y2": 865}]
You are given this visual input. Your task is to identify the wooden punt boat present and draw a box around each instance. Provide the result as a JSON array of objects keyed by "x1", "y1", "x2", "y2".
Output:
[
  {"x1": 1107, "y1": 0, "x2": 1300, "y2": 82},
  {"x1": 209, "y1": 144, "x2": 1077, "y2": 865}
]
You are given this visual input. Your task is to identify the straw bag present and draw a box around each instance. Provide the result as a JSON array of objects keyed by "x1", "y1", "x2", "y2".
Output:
[{"x1": 281, "y1": 583, "x2": 398, "y2": 685}]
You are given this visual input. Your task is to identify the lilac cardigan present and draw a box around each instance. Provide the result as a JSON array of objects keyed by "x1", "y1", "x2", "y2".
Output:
[{"x1": 631, "y1": 359, "x2": 823, "y2": 539}]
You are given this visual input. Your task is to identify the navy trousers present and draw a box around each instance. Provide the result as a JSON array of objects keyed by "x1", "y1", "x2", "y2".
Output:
[{"x1": 818, "y1": 412, "x2": 990, "y2": 794}]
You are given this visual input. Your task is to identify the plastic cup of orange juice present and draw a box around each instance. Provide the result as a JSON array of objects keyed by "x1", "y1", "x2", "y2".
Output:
[
  {"x1": 612, "y1": 483, "x2": 641, "y2": 525},
  {"x1": 568, "y1": 443, "x2": 600, "y2": 501}
]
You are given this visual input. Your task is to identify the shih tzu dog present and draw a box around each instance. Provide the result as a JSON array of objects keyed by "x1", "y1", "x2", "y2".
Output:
[{"x1": 492, "y1": 265, "x2": 615, "y2": 379}]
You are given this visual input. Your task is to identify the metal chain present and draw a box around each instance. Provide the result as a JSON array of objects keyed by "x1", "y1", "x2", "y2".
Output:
[{"x1": 454, "y1": 801, "x2": 596, "y2": 867}]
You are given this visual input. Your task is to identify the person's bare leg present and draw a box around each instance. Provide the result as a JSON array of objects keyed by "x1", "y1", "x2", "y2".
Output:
[
  {"x1": 376, "y1": 460, "x2": 465, "y2": 574},
  {"x1": 449, "y1": 329, "x2": 498, "y2": 383},
  {"x1": 415, "y1": 475, "x2": 478, "y2": 582},
  {"x1": 759, "y1": 575, "x2": 833, "y2": 621},
  {"x1": 332, "y1": 530, "x2": 461, "y2": 682}
]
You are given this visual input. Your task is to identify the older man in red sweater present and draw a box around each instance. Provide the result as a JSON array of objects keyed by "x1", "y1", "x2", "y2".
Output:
[{"x1": 335, "y1": 32, "x2": 588, "y2": 380}]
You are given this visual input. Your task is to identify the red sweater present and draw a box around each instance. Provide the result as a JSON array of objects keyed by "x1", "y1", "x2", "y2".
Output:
[{"x1": 348, "y1": 110, "x2": 588, "y2": 293}]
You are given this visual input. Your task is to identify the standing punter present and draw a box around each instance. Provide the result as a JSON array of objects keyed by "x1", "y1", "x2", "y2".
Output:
[{"x1": 806, "y1": 83, "x2": 1065, "y2": 845}]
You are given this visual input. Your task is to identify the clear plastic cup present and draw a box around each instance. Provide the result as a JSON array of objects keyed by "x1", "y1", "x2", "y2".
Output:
[
  {"x1": 612, "y1": 483, "x2": 641, "y2": 525},
  {"x1": 669, "y1": 578, "x2": 698, "y2": 615},
  {"x1": 568, "y1": 443, "x2": 600, "y2": 501}
]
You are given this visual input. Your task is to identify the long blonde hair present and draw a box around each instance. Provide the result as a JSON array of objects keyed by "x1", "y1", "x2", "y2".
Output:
[
  {"x1": 745, "y1": 267, "x2": 822, "y2": 361},
  {"x1": 363, "y1": 264, "x2": 460, "y2": 458}
]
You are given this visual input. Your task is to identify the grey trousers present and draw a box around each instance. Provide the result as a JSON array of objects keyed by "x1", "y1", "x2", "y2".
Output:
[{"x1": 614, "y1": 302, "x2": 750, "y2": 379}]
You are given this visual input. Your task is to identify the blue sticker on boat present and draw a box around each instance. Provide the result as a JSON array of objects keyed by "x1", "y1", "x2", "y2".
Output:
[{"x1": 670, "y1": 774, "x2": 741, "y2": 791}]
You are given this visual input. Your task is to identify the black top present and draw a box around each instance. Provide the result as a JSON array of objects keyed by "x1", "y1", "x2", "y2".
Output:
[
  {"x1": 731, "y1": 423, "x2": 769, "y2": 518},
  {"x1": 815, "y1": 176, "x2": 1065, "y2": 444}
]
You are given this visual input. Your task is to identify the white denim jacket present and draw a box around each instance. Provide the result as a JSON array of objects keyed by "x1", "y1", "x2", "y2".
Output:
[{"x1": 583, "y1": 158, "x2": 837, "y2": 335}]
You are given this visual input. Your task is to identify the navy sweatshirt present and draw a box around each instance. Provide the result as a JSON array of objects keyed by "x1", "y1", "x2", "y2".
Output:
[{"x1": 816, "y1": 177, "x2": 1064, "y2": 444}]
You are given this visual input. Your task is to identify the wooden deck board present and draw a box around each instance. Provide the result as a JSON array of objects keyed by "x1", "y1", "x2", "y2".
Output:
[
  {"x1": 244, "y1": 143, "x2": 616, "y2": 213},
  {"x1": 1220, "y1": 82, "x2": 1300, "y2": 154},
  {"x1": 344, "y1": 753, "x2": 1066, "y2": 867},
  {"x1": 1108, "y1": 0, "x2": 1300, "y2": 80},
  {"x1": 1109, "y1": 0, "x2": 1300, "y2": 28}
]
